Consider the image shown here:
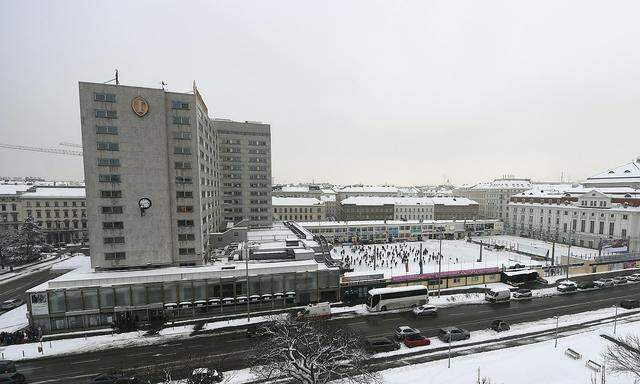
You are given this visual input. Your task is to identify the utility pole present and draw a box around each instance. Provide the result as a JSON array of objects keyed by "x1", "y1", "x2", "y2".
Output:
[
  {"x1": 554, "y1": 315, "x2": 559, "y2": 348},
  {"x1": 566, "y1": 230, "x2": 572, "y2": 280},
  {"x1": 613, "y1": 304, "x2": 618, "y2": 334},
  {"x1": 245, "y1": 244, "x2": 250, "y2": 322},
  {"x1": 438, "y1": 232, "x2": 443, "y2": 298}
]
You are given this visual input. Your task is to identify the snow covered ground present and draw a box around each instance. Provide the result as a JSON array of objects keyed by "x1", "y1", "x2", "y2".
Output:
[
  {"x1": 0, "y1": 305, "x2": 28, "y2": 333},
  {"x1": 377, "y1": 313, "x2": 639, "y2": 384},
  {"x1": 477, "y1": 234, "x2": 600, "y2": 259},
  {"x1": 331, "y1": 240, "x2": 537, "y2": 278},
  {"x1": 50, "y1": 253, "x2": 90, "y2": 271}
]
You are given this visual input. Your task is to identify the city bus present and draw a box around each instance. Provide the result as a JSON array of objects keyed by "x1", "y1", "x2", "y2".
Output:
[{"x1": 366, "y1": 285, "x2": 429, "y2": 312}]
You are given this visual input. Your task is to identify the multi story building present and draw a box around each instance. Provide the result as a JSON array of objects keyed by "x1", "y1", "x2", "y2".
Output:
[
  {"x1": 21, "y1": 187, "x2": 87, "y2": 244},
  {"x1": 454, "y1": 178, "x2": 532, "y2": 220},
  {"x1": 79, "y1": 82, "x2": 220, "y2": 269},
  {"x1": 214, "y1": 119, "x2": 272, "y2": 229},
  {"x1": 339, "y1": 197, "x2": 395, "y2": 221},
  {"x1": 0, "y1": 184, "x2": 31, "y2": 232},
  {"x1": 272, "y1": 197, "x2": 326, "y2": 222},
  {"x1": 582, "y1": 158, "x2": 640, "y2": 188},
  {"x1": 338, "y1": 196, "x2": 478, "y2": 221}
]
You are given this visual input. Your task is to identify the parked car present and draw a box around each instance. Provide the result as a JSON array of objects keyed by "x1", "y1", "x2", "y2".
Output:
[
  {"x1": 0, "y1": 373, "x2": 26, "y2": 384},
  {"x1": 627, "y1": 274, "x2": 640, "y2": 282},
  {"x1": 490, "y1": 320, "x2": 511, "y2": 332},
  {"x1": 403, "y1": 333, "x2": 431, "y2": 348},
  {"x1": 557, "y1": 281, "x2": 578, "y2": 292},
  {"x1": 0, "y1": 362, "x2": 15, "y2": 374},
  {"x1": 87, "y1": 373, "x2": 143, "y2": 384},
  {"x1": 296, "y1": 302, "x2": 331, "y2": 321},
  {"x1": 245, "y1": 322, "x2": 276, "y2": 338},
  {"x1": 191, "y1": 368, "x2": 223, "y2": 384},
  {"x1": 394, "y1": 326, "x2": 420, "y2": 340},
  {"x1": 412, "y1": 304, "x2": 437, "y2": 317},
  {"x1": 512, "y1": 289, "x2": 532, "y2": 299},
  {"x1": 620, "y1": 300, "x2": 640, "y2": 309},
  {"x1": 365, "y1": 337, "x2": 401, "y2": 353},
  {"x1": 577, "y1": 281, "x2": 596, "y2": 290},
  {"x1": 485, "y1": 287, "x2": 511, "y2": 303},
  {"x1": 438, "y1": 327, "x2": 470, "y2": 342},
  {"x1": 594, "y1": 278, "x2": 615, "y2": 288},
  {"x1": 0, "y1": 300, "x2": 23, "y2": 311},
  {"x1": 613, "y1": 276, "x2": 628, "y2": 285}
]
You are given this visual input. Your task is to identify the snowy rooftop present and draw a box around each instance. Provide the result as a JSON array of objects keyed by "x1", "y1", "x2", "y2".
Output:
[
  {"x1": 340, "y1": 196, "x2": 477, "y2": 206},
  {"x1": 468, "y1": 178, "x2": 532, "y2": 190},
  {"x1": 272, "y1": 196, "x2": 323, "y2": 206},
  {"x1": 20, "y1": 187, "x2": 86, "y2": 199},
  {"x1": 299, "y1": 218, "x2": 499, "y2": 227},
  {"x1": 336, "y1": 186, "x2": 400, "y2": 193},
  {"x1": 508, "y1": 200, "x2": 640, "y2": 212},
  {"x1": 587, "y1": 159, "x2": 640, "y2": 180},
  {"x1": 0, "y1": 184, "x2": 32, "y2": 195},
  {"x1": 514, "y1": 186, "x2": 640, "y2": 199}
]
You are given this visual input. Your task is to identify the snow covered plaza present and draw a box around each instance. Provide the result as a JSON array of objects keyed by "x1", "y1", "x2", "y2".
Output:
[{"x1": 331, "y1": 235, "x2": 599, "y2": 279}]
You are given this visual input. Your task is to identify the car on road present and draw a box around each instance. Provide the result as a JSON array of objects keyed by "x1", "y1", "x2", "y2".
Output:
[
  {"x1": 620, "y1": 300, "x2": 640, "y2": 309},
  {"x1": 365, "y1": 337, "x2": 401, "y2": 353},
  {"x1": 403, "y1": 333, "x2": 431, "y2": 348},
  {"x1": 412, "y1": 304, "x2": 437, "y2": 317},
  {"x1": 0, "y1": 361, "x2": 15, "y2": 374},
  {"x1": 490, "y1": 320, "x2": 511, "y2": 332},
  {"x1": 394, "y1": 326, "x2": 420, "y2": 340},
  {"x1": 594, "y1": 278, "x2": 615, "y2": 288},
  {"x1": 191, "y1": 368, "x2": 223, "y2": 383},
  {"x1": 577, "y1": 281, "x2": 597, "y2": 290},
  {"x1": 627, "y1": 274, "x2": 640, "y2": 282},
  {"x1": 557, "y1": 281, "x2": 578, "y2": 292},
  {"x1": 245, "y1": 322, "x2": 276, "y2": 338},
  {"x1": 438, "y1": 327, "x2": 470, "y2": 342},
  {"x1": 512, "y1": 289, "x2": 532, "y2": 299},
  {"x1": 0, "y1": 373, "x2": 26, "y2": 384},
  {"x1": 613, "y1": 276, "x2": 628, "y2": 285},
  {"x1": 0, "y1": 300, "x2": 23, "y2": 311},
  {"x1": 87, "y1": 373, "x2": 143, "y2": 384}
]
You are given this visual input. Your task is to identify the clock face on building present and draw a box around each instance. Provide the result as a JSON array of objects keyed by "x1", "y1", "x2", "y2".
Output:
[{"x1": 138, "y1": 198, "x2": 152, "y2": 210}]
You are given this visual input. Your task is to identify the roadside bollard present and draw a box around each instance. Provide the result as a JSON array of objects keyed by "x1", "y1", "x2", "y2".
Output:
[
  {"x1": 49, "y1": 341, "x2": 52, "y2": 348},
  {"x1": 22, "y1": 350, "x2": 25, "y2": 357}
]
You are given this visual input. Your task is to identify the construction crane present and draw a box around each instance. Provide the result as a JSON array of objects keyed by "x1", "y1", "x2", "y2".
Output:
[
  {"x1": 0, "y1": 143, "x2": 82, "y2": 156},
  {"x1": 59, "y1": 142, "x2": 83, "y2": 149}
]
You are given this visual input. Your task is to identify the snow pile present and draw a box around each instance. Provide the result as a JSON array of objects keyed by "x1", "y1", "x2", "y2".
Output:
[
  {"x1": 0, "y1": 305, "x2": 28, "y2": 333},
  {"x1": 51, "y1": 254, "x2": 90, "y2": 271}
]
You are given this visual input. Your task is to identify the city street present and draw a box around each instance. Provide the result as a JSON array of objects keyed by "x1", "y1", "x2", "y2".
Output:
[{"x1": 16, "y1": 282, "x2": 640, "y2": 384}]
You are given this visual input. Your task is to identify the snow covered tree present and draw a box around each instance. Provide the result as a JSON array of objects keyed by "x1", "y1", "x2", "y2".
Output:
[
  {"x1": 0, "y1": 231, "x2": 17, "y2": 268},
  {"x1": 12, "y1": 217, "x2": 45, "y2": 264},
  {"x1": 248, "y1": 316, "x2": 380, "y2": 384},
  {"x1": 603, "y1": 334, "x2": 640, "y2": 381}
]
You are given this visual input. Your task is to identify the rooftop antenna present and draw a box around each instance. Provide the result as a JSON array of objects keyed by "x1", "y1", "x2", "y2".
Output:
[
  {"x1": 160, "y1": 81, "x2": 167, "y2": 91},
  {"x1": 104, "y1": 69, "x2": 119, "y2": 85}
]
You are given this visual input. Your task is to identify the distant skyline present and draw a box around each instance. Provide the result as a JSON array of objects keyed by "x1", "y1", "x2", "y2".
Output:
[{"x1": 2, "y1": 1, "x2": 640, "y2": 186}]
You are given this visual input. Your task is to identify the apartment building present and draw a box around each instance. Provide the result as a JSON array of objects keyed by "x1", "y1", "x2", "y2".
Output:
[
  {"x1": 0, "y1": 184, "x2": 31, "y2": 232},
  {"x1": 339, "y1": 196, "x2": 478, "y2": 221},
  {"x1": 79, "y1": 82, "x2": 220, "y2": 269},
  {"x1": 272, "y1": 197, "x2": 326, "y2": 222},
  {"x1": 21, "y1": 187, "x2": 87, "y2": 244},
  {"x1": 454, "y1": 178, "x2": 532, "y2": 220},
  {"x1": 215, "y1": 119, "x2": 272, "y2": 229}
]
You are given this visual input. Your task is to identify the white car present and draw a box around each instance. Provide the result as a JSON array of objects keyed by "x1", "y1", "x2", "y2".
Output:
[
  {"x1": 627, "y1": 274, "x2": 640, "y2": 282},
  {"x1": 412, "y1": 304, "x2": 437, "y2": 317},
  {"x1": 556, "y1": 280, "x2": 577, "y2": 292},
  {"x1": 594, "y1": 278, "x2": 615, "y2": 288}
]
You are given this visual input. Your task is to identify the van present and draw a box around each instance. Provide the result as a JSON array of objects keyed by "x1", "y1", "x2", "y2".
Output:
[
  {"x1": 296, "y1": 302, "x2": 332, "y2": 321},
  {"x1": 485, "y1": 288, "x2": 511, "y2": 303}
]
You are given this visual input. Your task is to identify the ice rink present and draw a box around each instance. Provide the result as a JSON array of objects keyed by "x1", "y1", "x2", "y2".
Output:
[{"x1": 330, "y1": 239, "x2": 539, "y2": 278}]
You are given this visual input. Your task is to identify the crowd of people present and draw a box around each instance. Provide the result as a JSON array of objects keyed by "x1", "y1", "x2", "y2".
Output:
[{"x1": 0, "y1": 327, "x2": 41, "y2": 345}]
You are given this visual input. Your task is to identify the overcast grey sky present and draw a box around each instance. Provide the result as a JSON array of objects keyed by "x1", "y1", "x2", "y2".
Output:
[{"x1": 1, "y1": 1, "x2": 639, "y2": 186}]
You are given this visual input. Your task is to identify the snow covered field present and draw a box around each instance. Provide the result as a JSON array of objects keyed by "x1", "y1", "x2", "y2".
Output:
[
  {"x1": 331, "y1": 240, "x2": 537, "y2": 278},
  {"x1": 477, "y1": 234, "x2": 600, "y2": 259}
]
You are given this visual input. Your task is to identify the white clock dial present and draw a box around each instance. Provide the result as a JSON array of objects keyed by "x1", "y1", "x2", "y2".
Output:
[{"x1": 138, "y1": 198, "x2": 152, "y2": 210}]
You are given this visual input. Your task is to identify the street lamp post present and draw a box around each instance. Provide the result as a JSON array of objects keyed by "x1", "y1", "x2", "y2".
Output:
[
  {"x1": 613, "y1": 304, "x2": 618, "y2": 334},
  {"x1": 554, "y1": 315, "x2": 559, "y2": 348},
  {"x1": 448, "y1": 336, "x2": 452, "y2": 368},
  {"x1": 438, "y1": 232, "x2": 443, "y2": 298},
  {"x1": 245, "y1": 244, "x2": 251, "y2": 322}
]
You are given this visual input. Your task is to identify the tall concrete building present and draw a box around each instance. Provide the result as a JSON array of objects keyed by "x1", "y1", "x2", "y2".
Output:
[
  {"x1": 214, "y1": 118, "x2": 272, "y2": 228},
  {"x1": 79, "y1": 82, "x2": 220, "y2": 269}
]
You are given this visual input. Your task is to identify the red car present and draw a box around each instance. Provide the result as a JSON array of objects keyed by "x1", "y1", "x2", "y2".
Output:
[{"x1": 403, "y1": 333, "x2": 430, "y2": 348}]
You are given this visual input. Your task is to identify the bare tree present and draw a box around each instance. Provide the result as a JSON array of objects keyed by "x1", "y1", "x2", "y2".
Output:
[
  {"x1": 603, "y1": 334, "x2": 640, "y2": 382},
  {"x1": 248, "y1": 316, "x2": 380, "y2": 384}
]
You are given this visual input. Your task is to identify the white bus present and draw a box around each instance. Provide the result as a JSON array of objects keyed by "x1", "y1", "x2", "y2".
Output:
[{"x1": 366, "y1": 285, "x2": 429, "y2": 312}]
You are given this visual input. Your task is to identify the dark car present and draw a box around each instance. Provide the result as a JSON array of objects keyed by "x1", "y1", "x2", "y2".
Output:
[
  {"x1": 490, "y1": 320, "x2": 511, "y2": 332},
  {"x1": 577, "y1": 281, "x2": 596, "y2": 290},
  {"x1": 403, "y1": 333, "x2": 430, "y2": 348},
  {"x1": 620, "y1": 300, "x2": 640, "y2": 309},
  {"x1": 0, "y1": 362, "x2": 15, "y2": 374},
  {"x1": 365, "y1": 337, "x2": 401, "y2": 353},
  {"x1": 0, "y1": 300, "x2": 23, "y2": 311},
  {"x1": 0, "y1": 373, "x2": 26, "y2": 384},
  {"x1": 87, "y1": 373, "x2": 143, "y2": 384},
  {"x1": 438, "y1": 327, "x2": 470, "y2": 342},
  {"x1": 245, "y1": 322, "x2": 275, "y2": 338}
]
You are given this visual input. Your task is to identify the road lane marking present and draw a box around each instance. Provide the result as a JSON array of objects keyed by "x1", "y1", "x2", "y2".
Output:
[
  {"x1": 70, "y1": 358, "x2": 100, "y2": 365},
  {"x1": 128, "y1": 351, "x2": 156, "y2": 356}
]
